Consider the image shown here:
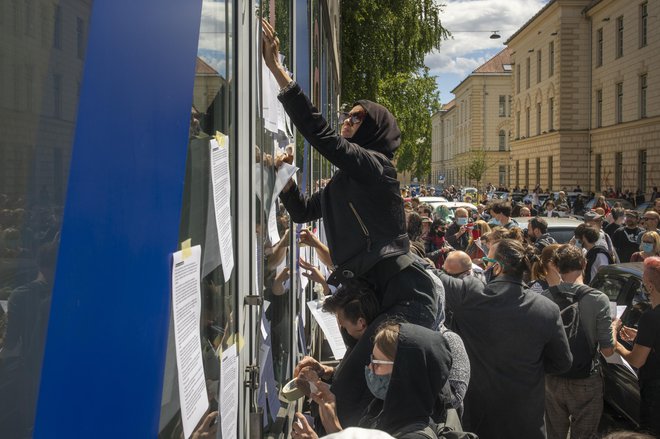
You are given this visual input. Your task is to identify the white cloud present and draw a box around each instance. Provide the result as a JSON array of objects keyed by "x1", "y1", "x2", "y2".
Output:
[{"x1": 427, "y1": 0, "x2": 550, "y2": 99}]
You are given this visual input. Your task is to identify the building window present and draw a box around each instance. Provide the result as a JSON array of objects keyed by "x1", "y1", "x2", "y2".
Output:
[
  {"x1": 548, "y1": 97, "x2": 554, "y2": 131},
  {"x1": 77, "y1": 18, "x2": 85, "y2": 59},
  {"x1": 640, "y1": 2, "x2": 648, "y2": 48},
  {"x1": 616, "y1": 16, "x2": 624, "y2": 58},
  {"x1": 595, "y1": 154, "x2": 602, "y2": 192},
  {"x1": 616, "y1": 82, "x2": 623, "y2": 124},
  {"x1": 596, "y1": 89, "x2": 603, "y2": 128},
  {"x1": 596, "y1": 28, "x2": 603, "y2": 67},
  {"x1": 525, "y1": 107, "x2": 530, "y2": 137},
  {"x1": 53, "y1": 4, "x2": 62, "y2": 49},
  {"x1": 516, "y1": 64, "x2": 521, "y2": 94},
  {"x1": 548, "y1": 156, "x2": 553, "y2": 190},
  {"x1": 525, "y1": 158, "x2": 530, "y2": 189},
  {"x1": 499, "y1": 95, "x2": 506, "y2": 117},
  {"x1": 508, "y1": 95, "x2": 512, "y2": 116},
  {"x1": 549, "y1": 41, "x2": 554, "y2": 77},
  {"x1": 499, "y1": 165, "x2": 506, "y2": 187},
  {"x1": 537, "y1": 50, "x2": 542, "y2": 83},
  {"x1": 615, "y1": 152, "x2": 623, "y2": 190},
  {"x1": 516, "y1": 111, "x2": 520, "y2": 138},
  {"x1": 499, "y1": 130, "x2": 506, "y2": 151},
  {"x1": 53, "y1": 73, "x2": 62, "y2": 118},
  {"x1": 640, "y1": 74, "x2": 647, "y2": 118},
  {"x1": 526, "y1": 57, "x2": 530, "y2": 89},
  {"x1": 638, "y1": 149, "x2": 647, "y2": 192},
  {"x1": 536, "y1": 157, "x2": 541, "y2": 187},
  {"x1": 536, "y1": 103, "x2": 541, "y2": 135}
]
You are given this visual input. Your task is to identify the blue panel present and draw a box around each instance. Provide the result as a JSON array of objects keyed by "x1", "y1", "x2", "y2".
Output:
[{"x1": 34, "y1": 0, "x2": 202, "y2": 437}]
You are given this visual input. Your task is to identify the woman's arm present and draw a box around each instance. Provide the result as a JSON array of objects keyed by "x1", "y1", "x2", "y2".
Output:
[{"x1": 279, "y1": 184, "x2": 323, "y2": 224}]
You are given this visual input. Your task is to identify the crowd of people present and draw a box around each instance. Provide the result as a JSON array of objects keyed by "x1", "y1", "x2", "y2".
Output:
[{"x1": 262, "y1": 23, "x2": 659, "y2": 439}]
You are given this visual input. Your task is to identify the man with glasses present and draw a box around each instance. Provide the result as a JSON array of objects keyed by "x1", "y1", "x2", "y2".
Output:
[
  {"x1": 612, "y1": 210, "x2": 644, "y2": 262},
  {"x1": 447, "y1": 208, "x2": 471, "y2": 251},
  {"x1": 641, "y1": 211, "x2": 660, "y2": 235}
]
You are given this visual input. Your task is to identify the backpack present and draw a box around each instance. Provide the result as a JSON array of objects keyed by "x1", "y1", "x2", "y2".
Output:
[
  {"x1": 392, "y1": 408, "x2": 479, "y2": 439},
  {"x1": 548, "y1": 284, "x2": 597, "y2": 379}
]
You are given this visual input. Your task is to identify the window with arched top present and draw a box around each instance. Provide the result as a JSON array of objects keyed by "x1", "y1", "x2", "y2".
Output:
[{"x1": 499, "y1": 130, "x2": 506, "y2": 151}]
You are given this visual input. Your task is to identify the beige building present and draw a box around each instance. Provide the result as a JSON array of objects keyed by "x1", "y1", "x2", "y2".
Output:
[
  {"x1": 432, "y1": 48, "x2": 513, "y2": 189},
  {"x1": 507, "y1": 0, "x2": 659, "y2": 195}
]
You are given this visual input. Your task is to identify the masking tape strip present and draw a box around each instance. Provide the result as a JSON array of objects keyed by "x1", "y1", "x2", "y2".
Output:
[
  {"x1": 215, "y1": 131, "x2": 226, "y2": 147},
  {"x1": 181, "y1": 238, "x2": 192, "y2": 259},
  {"x1": 282, "y1": 378, "x2": 305, "y2": 402}
]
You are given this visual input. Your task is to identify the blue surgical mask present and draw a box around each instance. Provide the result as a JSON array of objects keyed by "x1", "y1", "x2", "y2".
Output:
[
  {"x1": 642, "y1": 243, "x2": 654, "y2": 254},
  {"x1": 457, "y1": 217, "x2": 468, "y2": 226},
  {"x1": 364, "y1": 366, "x2": 391, "y2": 400},
  {"x1": 489, "y1": 218, "x2": 501, "y2": 226},
  {"x1": 575, "y1": 239, "x2": 583, "y2": 249}
]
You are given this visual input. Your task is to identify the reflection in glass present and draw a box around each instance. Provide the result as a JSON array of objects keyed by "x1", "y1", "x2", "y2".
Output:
[
  {"x1": 0, "y1": 0, "x2": 92, "y2": 435},
  {"x1": 158, "y1": 0, "x2": 235, "y2": 437}
]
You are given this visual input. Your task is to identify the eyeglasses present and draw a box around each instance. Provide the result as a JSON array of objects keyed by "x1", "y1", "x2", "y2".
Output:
[
  {"x1": 482, "y1": 257, "x2": 505, "y2": 268},
  {"x1": 370, "y1": 354, "x2": 394, "y2": 369},
  {"x1": 339, "y1": 111, "x2": 365, "y2": 125},
  {"x1": 642, "y1": 217, "x2": 657, "y2": 222}
]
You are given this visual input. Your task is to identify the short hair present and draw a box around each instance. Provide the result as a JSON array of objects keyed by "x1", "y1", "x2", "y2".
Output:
[
  {"x1": 373, "y1": 322, "x2": 400, "y2": 361},
  {"x1": 493, "y1": 238, "x2": 531, "y2": 278},
  {"x1": 529, "y1": 217, "x2": 548, "y2": 234},
  {"x1": 574, "y1": 224, "x2": 599, "y2": 244},
  {"x1": 553, "y1": 244, "x2": 586, "y2": 274},
  {"x1": 645, "y1": 211, "x2": 660, "y2": 222},
  {"x1": 322, "y1": 282, "x2": 380, "y2": 325},
  {"x1": 491, "y1": 201, "x2": 512, "y2": 217},
  {"x1": 406, "y1": 211, "x2": 422, "y2": 241},
  {"x1": 545, "y1": 200, "x2": 555, "y2": 209},
  {"x1": 610, "y1": 207, "x2": 625, "y2": 221}
]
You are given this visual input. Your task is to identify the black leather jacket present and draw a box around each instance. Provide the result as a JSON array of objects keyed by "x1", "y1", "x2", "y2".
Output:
[{"x1": 278, "y1": 83, "x2": 409, "y2": 283}]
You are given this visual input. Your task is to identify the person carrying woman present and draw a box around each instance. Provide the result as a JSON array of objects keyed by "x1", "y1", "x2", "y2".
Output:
[
  {"x1": 262, "y1": 21, "x2": 437, "y2": 426},
  {"x1": 291, "y1": 322, "x2": 453, "y2": 439},
  {"x1": 612, "y1": 256, "x2": 660, "y2": 436}
]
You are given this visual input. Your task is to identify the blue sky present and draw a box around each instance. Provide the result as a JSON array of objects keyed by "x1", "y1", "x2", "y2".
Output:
[{"x1": 426, "y1": 0, "x2": 551, "y2": 104}]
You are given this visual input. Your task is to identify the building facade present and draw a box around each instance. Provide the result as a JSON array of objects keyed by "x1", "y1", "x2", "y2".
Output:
[
  {"x1": 507, "y1": 0, "x2": 659, "y2": 195},
  {"x1": 433, "y1": 49, "x2": 513, "y2": 189}
]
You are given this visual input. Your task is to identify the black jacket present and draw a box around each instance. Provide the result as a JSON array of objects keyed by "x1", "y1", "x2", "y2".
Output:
[
  {"x1": 359, "y1": 323, "x2": 452, "y2": 437},
  {"x1": 437, "y1": 272, "x2": 572, "y2": 439},
  {"x1": 585, "y1": 244, "x2": 613, "y2": 284},
  {"x1": 278, "y1": 83, "x2": 409, "y2": 284}
]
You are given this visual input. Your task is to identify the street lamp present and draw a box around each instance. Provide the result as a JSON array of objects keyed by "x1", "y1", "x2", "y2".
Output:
[{"x1": 451, "y1": 30, "x2": 501, "y2": 39}]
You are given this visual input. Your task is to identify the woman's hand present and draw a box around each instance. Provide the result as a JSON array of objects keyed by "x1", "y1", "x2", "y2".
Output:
[
  {"x1": 300, "y1": 258, "x2": 329, "y2": 295},
  {"x1": 299, "y1": 229, "x2": 321, "y2": 248},
  {"x1": 308, "y1": 381, "x2": 342, "y2": 434},
  {"x1": 291, "y1": 413, "x2": 319, "y2": 439},
  {"x1": 261, "y1": 19, "x2": 281, "y2": 71},
  {"x1": 294, "y1": 356, "x2": 332, "y2": 380}
]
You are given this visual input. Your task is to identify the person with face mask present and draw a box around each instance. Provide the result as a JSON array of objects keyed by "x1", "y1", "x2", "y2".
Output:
[
  {"x1": 446, "y1": 208, "x2": 471, "y2": 251},
  {"x1": 488, "y1": 201, "x2": 519, "y2": 229},
  {"x1": 290, "y1": 322, "x2": 453, "y2": 439},
  {"x1": 436, "y1": 241, "x2": 572, "y2": 439},
  {"x1": 612, "y1": 210, "x2": 645, "y2": 263},
  {"x1": 631, "y1": 231, "x2": 660, "y2": 262},
  {"x1": 612, "y1": 256, "x2": 660, "y2": 436}
]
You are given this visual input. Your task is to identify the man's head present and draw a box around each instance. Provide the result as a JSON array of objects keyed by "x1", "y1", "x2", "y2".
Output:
[
  {"x1": 583, "y1": 211, "x2": 604, "y2": 230},
  {"x1": 520, "y1": 207, "x2": 531, "y2": 217},
  {"x1": 323, "y1": 282, "x2": 380, "y2": 340},
  {"x1": 340, "y1": 104, "x2": 366, "y2": 139},
  {"x1": 490, "y1": 201, "x2": 512, "y2": 224},
  {"x1": 642, "y1": 210, "x2": 660, "y2": 231},
  {"x1": 491, "y1": 238, "x2": 530, "y2": 279},
  {"x1": 610, "y1": 207, "x2": 626, "y2": 225},
  {"x1": 624, "y1": 210, "x2": 640, "y2": 229},
  {"x1": 454, "y1": 208, "x2": 469, "y2": 226},
  {"x1": 574, "y1": 224, "x2": 600, "y2": 249},
  {"x1": 528, "y1": 217, "x2": 548, "y2": 240},
  {"x1": 443, "y1": 251, "x2": 472, "y2": 277},
  {"x1": 552, "y1": 244, "x2": 586, "y2": 276},
  {"x1": 654, "y1": 198, "x2": 660, "y2": 214},
  {"x1": 545, "y1": 201, "x2": 556, "y2": 211}
]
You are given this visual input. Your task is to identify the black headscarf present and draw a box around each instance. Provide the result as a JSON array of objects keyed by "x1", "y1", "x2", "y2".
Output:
[{"x1": 346, "y1": 100, "x2": 401, "y2": 159}]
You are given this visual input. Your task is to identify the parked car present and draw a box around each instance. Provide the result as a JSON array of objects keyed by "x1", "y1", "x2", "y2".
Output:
[
  {"x1": 585, "y1": 198, "x2": 635, "y2": 210},
  {"x1": 634, "y1": 202, "x2": 652, "y2": 214},
  {"x1": 432, "y1": 201, "x2": 478, "y2": 221},
  {"x1": 590, "y1": 262, "x2": 647, "y2": 428},
  {"x1": 418, "y1": 196, "x2": 448, "y2": 206},
  {"x1": 512, "y1": 216, "x2": 583, "y2": 243}
]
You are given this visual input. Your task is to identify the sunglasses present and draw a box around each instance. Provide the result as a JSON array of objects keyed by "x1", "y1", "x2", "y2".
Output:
[{"x1": 339, "y1": 111, "x2": 365, "y2": 125}]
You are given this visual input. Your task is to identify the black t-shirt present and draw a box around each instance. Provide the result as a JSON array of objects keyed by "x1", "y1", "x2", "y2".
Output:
[
  {"x1": 612, "y1": 227, "x2": 643, "y2": 263},
  {"x1": 604, "y1": 222, "x2": 622, "y2": 240},
  {"x1": 636, "y1": 305, "x2": 660, "y2": 384}
]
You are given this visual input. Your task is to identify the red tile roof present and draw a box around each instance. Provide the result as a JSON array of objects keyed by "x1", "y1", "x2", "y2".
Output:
[{"x1": 473, "y1": 47, "x2": 513, "y2": 74}]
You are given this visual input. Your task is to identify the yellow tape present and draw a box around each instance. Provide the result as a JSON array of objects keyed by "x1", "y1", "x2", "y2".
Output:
[
  {"x1": 181, "y1": 238, "x2": 192, "y2": 259},
  {"x1": 215, "y1": 131, "x2": 226, "y2": 147}
]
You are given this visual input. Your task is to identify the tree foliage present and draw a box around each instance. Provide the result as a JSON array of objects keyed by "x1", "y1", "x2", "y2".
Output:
[
  {"x1": 377, "y1": 68, "x2": 440, "y2": 179},
  {"x1": 340, "y1": 0, "x2": 449, "y2": 180},
  {"x1": 341, "y1": 0, "x2": 449, "y2": 104},
  {"x1": 466, "y1": 148, "x2": 491, "y2": 189}
]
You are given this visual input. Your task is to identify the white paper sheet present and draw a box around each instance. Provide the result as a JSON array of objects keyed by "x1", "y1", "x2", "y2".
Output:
[
  {"x1": 210, "y1": 137, "x2": 235, "y2": 282},
  {"x1": 0, "y1": 300, "x2": 7, "y2": 313},
  {"x1": 220, "y1": 344, "x2": 239, "y2": 439},
  {"x1": 171, "y1": 246, "x2": 208, "y2": 439},
  {"x1": 267, "y1": 204, "x2": 280, "y2": 245},
  {"x1": 609, "y1": 302, "x2": 627, "y2": 319},
  {"x1": 306, "y1": 299, "x2": 346, "y2": 360}
]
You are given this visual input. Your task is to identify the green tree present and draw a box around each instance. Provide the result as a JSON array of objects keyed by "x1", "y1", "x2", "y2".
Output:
[
  {"x1": 466, "y1": 148, "x2": 495, "y2": 189},
  {"x1": 341, "y1": 0, "x2": 449, "y2": 104},
  {"x1": 377, "y1": 68, "x2": 440, "y2": 180}
]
